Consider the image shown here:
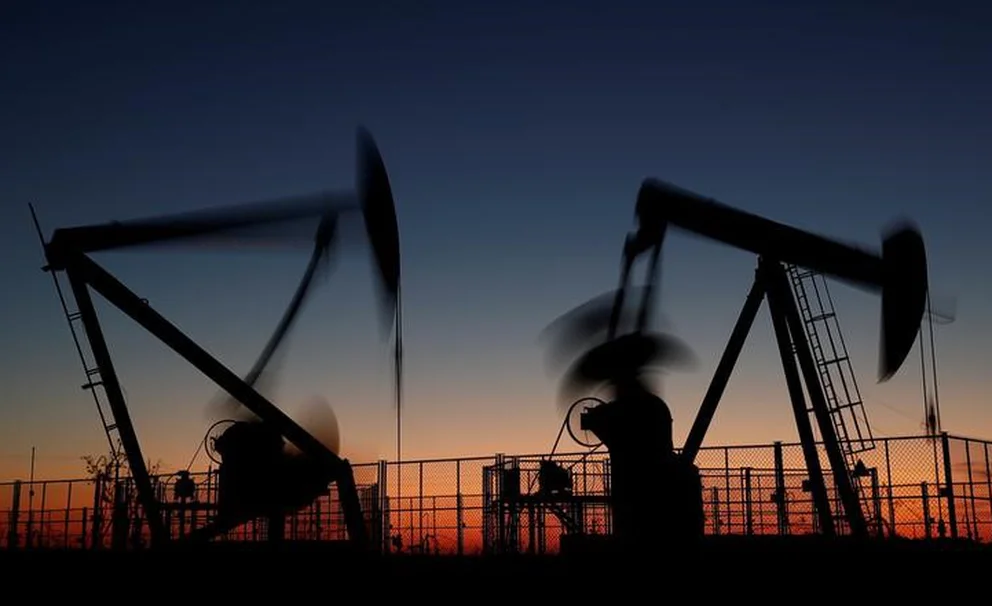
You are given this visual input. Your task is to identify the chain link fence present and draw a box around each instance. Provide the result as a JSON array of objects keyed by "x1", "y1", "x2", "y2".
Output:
[{"x1": 3, "y1": 433, "x2": 989, "y2": 552}]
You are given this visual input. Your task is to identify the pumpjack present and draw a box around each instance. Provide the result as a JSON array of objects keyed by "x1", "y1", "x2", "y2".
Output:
[
  {"x1": 31, "y1": 128, "x2": 402, "y2": 550},
  {"x1": 545, "y1": 178, "x2": 927, "y2": 549}
]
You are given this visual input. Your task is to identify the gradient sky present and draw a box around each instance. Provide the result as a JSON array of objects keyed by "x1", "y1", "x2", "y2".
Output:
[{"x1": 2, "y1": 1, "x2": 990, "y2": 481}]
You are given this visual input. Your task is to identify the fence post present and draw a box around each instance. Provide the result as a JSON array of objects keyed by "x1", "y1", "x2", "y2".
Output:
[
  {"x1": 964, "y1": 439, "x2": 978, "y2": 540},
  {"x1": 418, "y1": 461, "x2": 425, "y2": 550},
  {"x1": 456, "y1": 459, "x2": 463, "y2": 556},
  {"x1": 773, "y1": 441, "x2": 788, "y2": 535},
  {"x1": 921, "y1": 482, "x2": 931, "y2": 539},
  {"x1": 870, "y1": 469, "x2": 883, "y2": 538},
  {"x1": 743, "y1": 467, "x2": 753, "y2": 536},
  {"x1": 25, "y1": 481, "x2": 34, "y2": 549},
  {"x1": 64, "y1": 481, "x2": 73, "y2": 549},
  {"x1": 940, "y1": 432, "x2": 958, "y2": 539},
  {"x1": 111, "y1": 481, "x2": 128, "y2": 550},
  {"x1": 986, "y1": 443, "x2": 992, "y2": 542},
  {"x1": 377, "y1": 459, "x2": 388, "y2": 554},
  {"x1": 884, "y1": 439, "x2": 895, "y2": 536},
  {"x1": 723, "y1": 448, "x2": 731, "y2": 534},
  {"x1": 711, "y1": 487, "x2": 720, "y2": 535},
  {"x1": 7, "y1": 481, "x2": 21, "y2": 549},
  {"x1": 38, "y1": 482, "x2": 48, "y2": 549},
  {"x1": 603, "y1": 457, "x2": 611, "y2": 535},
  {"x1": 494, "y1": 453, "x2": 504, "y2": 553}
]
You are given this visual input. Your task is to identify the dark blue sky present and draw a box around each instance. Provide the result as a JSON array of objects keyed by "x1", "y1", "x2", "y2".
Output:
[{"x1": 2, "y1": 1, "x2": 990, "y2": 477}]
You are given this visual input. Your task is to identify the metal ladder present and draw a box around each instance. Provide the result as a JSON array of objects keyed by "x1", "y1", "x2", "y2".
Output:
[
  {"x1": 786, "y1": 265, "x2": 876, "y2": 531},
  {"x1": 31, "y1": 206, "x2": 125, "y2": 464}
]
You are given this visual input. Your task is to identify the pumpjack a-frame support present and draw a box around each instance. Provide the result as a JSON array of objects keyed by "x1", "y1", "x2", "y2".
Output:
[
  {"x1": 36, "y1": 222, "x2": 370, "y2": 551},
  {"x1": 681, "y1": 256, "x2": 868, "y2": 538}
]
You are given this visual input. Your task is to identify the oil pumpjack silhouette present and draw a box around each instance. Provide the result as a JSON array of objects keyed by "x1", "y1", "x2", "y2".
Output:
[
  {"x1": 543, "y1": 179, "x2": 929, "y2": 551},
  {"x1": 32, "y1": 128, "x2": 401, "y2": 550}
]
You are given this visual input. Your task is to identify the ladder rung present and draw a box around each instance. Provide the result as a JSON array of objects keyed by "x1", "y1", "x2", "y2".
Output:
[
  {"x1": 85, "y1": 367, "x2": 102, "y2": 377},
  {"x1": 795, "y1": 265, "x2": 877, "y2": 465},
  {"x1": 821, "y1": 356, "x2": 849, "y2": 366},
  {"x1": 68, "y1": 311, "x2": 82, "y2": 321},
  {"x1": 106, "y1": 423, "x2": 117, "y2": 432},
  {"x1": 81, "y1": 381, "x2": 103, "y2": 390}
]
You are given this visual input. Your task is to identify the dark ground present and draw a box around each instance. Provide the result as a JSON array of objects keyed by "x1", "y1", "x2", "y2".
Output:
[{"x1": 4, "y1": 535, "x2": 988, "y2": 592}]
